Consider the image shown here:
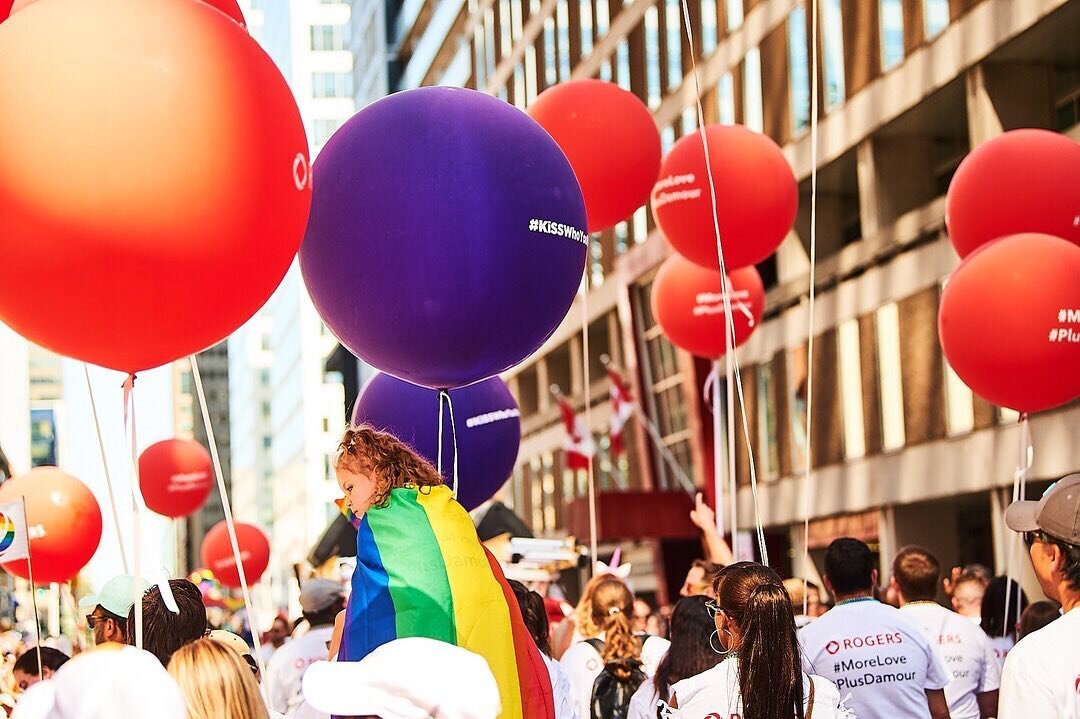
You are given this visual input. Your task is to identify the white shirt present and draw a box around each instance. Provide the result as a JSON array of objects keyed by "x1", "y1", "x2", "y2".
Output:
[
  {"x1": 543, "y1": 652, "x2": 579, "y2": 719},
  {"x1": 799, "y1": 598, "x2": 949, "y2": 719},
  {"x1": 988, "y1": 635, "x2": 1015, "y2": 673},
  {"x1": 265, "y1": 626, "x2": 335, "y2": 715},
  {"x1": 560, "y1": 633, "x2": 670, "y2": 719},
  {"x1": 998, "y1": 606, "x2": 1080, "y2": 719},
  {"x1": 670, "y1": 658, "x2": 853, "y2": 719},
  {"x1": 900, "y1": 602, "x2": 1001, "y2": 719},
  {"x1": 628, "y1": 676, "x2": 661, "y2": 719}
]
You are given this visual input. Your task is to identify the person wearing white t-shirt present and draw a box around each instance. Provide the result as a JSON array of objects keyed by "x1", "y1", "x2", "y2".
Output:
[
  {"x1": 999, "y1": 474, "x2": 1080, "y2": 719},
  {"x1": 978, "y1": 576, "x2": 1028, "y2": 674},
  {"x1": 509, "y1": 578, "x2": 578, "y2": 719},
  {"x1": 891, "y1": 546, "x2": 1000, "y2": 719},
  {"x1": 560, "y1": 577, "x2": 669, "y2": 719},
  {"x1": 670, "y1": 563, "x2": 852, "y2": 719},
  {"x1": 800, "y1": 538, "x2": 950, "y2": 719},
  {"x1": 264, "y1": 579, "x2": 346, "y2": 716}
]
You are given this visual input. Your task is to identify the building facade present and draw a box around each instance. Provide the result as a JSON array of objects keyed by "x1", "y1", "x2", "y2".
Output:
[{"x1": 380, "y1": 0, "x2": 1080, "y2": 603}]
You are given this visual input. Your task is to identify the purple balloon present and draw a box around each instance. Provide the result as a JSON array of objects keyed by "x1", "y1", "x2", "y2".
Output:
[
  {"x1": 352, "y1": 373, "x2": 521, "y2": 511},
  {"x1": 300, "y1": 87, "x2": 587, "y2": 389}
]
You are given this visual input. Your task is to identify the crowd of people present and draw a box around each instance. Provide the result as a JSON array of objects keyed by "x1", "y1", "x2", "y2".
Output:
[{"x1": 0, "y1": 426, "x2": 1076, "y2": 719}]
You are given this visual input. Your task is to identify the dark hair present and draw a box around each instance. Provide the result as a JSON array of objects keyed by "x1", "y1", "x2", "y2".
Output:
[
  {"x1": 14, "y1": 647, "x2": 69, "y2": 675},
  {"x1": 893, "y1": 546, "x2": 941, "y2": 602},
  {"x1": 824, "y1": 538, "x2": 876, "y2": 596},
  {"x1": 714, "y1": 563, "x2": 805, "y2": 719},
  {"x1": 127, "y1": 579, "x2": 208, "y2": 666},
  {"x1": 1018, "y1": 600, "x2": 1061, "y2": 640},
  {"x1": 1048, "y1": 539, "x2": 1080, "y2": 593},
  {"x1": 507, "y1": 579, "x2": 552, "y2": 657},
  {"x1": 304, "y1": 599, "x2": 345, "y2": 628},
  {"x1": 980, "y1": 576, "x2": 1028, "y2": 639},
  {"x1": 653, "y1": 596, "x2": 722, "y2": 702}
]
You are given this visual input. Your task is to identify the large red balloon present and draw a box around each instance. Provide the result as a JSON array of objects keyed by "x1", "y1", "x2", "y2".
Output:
[
  {"x1": 938, "y1": 233, "x2": 1080, "y2": 413},
  {"x1": 1, "y1": 0, "x2": 245, "y2": 25},
  {"x1": 0, "y1": 467, "x2": 103, "y2": 585},
  {"x1": 651, "y1": 124, "x2": 797, "y2": 271},
  {"x1": 139, "y1": 439, "x2": 214, "y2": 519},
  {"x1": 200, "y1": 521, "x2": 270, "y2": 589},
  {"x1": 651, "y1": 254, "x2": 765, "y2": 358},
  {"x1": 528, "y1": 79, "x2": 662, "y2": 234},
  {"x1": 946, "y1": 130, "x2": 1080, "y2": 259},
  {"x1": 0, "y1": 0, "x2": 309, "y2": 373}
]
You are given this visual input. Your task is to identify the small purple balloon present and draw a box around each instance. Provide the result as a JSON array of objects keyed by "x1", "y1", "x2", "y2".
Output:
[
  {"x1": 300, "y1": 87, "x2": 587, "y2": 389},
  {"x1": 352, "y1": 373, "x2": 521, "y2": 511}
]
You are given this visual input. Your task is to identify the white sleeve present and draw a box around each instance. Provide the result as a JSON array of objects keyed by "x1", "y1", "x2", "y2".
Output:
[
  {"x1": 641, "y1": 637, "x2": 671, "y2": 677},
  {"x1": 264, "y1": 652, "x2": 291, "y2": 714},
  {"x1": 552, "y1": 660, "x2": 580, "y2": 719},
  {"x1": 627, "y1": 678, "x2": 659, "y2": 719},
  {"x1": 921, "y1": 635, "x2": 950, "y2": 691},
  {"x1": 560, "y1": 642, "x2": 597, "y2": 719},
  {"x1": 797, "y1": 628, "x2": 817, "y2": 675},
  {"x1": 978, "y1": 635, "x2": 1002, "y2": 693},
  {"x1": 998, "y1": 650, "x2": 1056, "y2": 719}
]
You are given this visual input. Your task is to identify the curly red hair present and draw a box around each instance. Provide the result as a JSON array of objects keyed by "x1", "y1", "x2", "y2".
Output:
[{"x1": 334, "y1": 425, "x2": 443, "y2": 510}]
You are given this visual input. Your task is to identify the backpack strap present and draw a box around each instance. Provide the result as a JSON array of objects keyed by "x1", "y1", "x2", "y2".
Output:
[
  {"x1": 805, "y1": 675, "x2": 815, "y2": 719},
  {"x1": 585, "y1": 637, "x2": 605, "y2": 656}
]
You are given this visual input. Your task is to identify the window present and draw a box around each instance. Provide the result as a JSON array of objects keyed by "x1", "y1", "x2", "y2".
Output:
[
  {"x1": 644, "y1": 6, "x2": 662, "y2": 108},
  {"x1": 322, "y1": 417, "x2": 330, "y2": 432},
  {"x1": 664, "y1": 0, "x2": 683, "y2": 91},
  {"x1": 616, "y1": 40, "x2": 631, "y2": 91},
  {"x1": 262, "y1": 435, "x2": 272, "y2": 449},
  {"x1": 485, "y1": 8, "x2": 498, "y2": 82},
  {"x1": 726, "y1": 0, "x2": 743, "y2": 30},
  {"x1": 756, "y1": 364, "x2": 780, "y2": 480},
  {"x1": 743, "y1": 46, "x2": 763, "y2": 133},
  {"x1": 556, "y1": 0, "x2": 571, "y2": 81},
  {"x1": 596, "y1": 0, "x2": 612, "y2": 81},
  {"x1": 837, "y1": 319, "x2": 866, "y2": 459},
  {"x1": 681, "y1": 107, "x2": 697, "y2": 136},
  {"x1": 309, "y1": 25, "x2": 346, "y2": 51},
  {"x1": 880, "y1": 0, "x2": 904, "y2": 70},
  {"x1": 821, "y1": 0, "x2": 845, "y2": 109},
  {"x1": 632, "y1": 206, "x2": 648, "y2": 245},
  {"x1": 473, "y1": 32, "x2": 488, "y2": 89},
  {"x1": 787, "y1": 346, "x2": 808, "y2": 475},
  {"x1": 312, "y1": 73, "x2": 352, "y2": 98},
  {"x1": 701, "y1": 0, "x2": 718, "y2": 54},
  {"x1": 923, "y1": 0, "x2": 948, "y2": 39},
  {"x1": 580, "y1": 0, "x2": 595, "y2": 60},
  {"x1": 259, "y1": 369, "x2": 271, "y2": 386},
  {"x1": 944, "y1": 361, "x2": 974, "y2": 436},
  {"x1": 261, "y1": 401, "x2": 271, "y2": 419},
  {"x1": 717, "y1": 71, "x2": 735, "y2": 124},
  {"x1": 876, "y1": 303, "x2": 906, "y2": 450},
  {"x1": 312, "y1": 118, "x2": 342, "y2": 146},
  {"x1": 543, "y1": 16, "x2": 558, "y2": 87},
  {"x1": 788, "y1": 4, "x2": 810, "y2": 134}
]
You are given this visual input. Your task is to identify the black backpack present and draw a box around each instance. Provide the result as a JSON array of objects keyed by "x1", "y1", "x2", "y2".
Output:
[{"x1": 585, "y1": 637, "x2": 648, "y2": 719}]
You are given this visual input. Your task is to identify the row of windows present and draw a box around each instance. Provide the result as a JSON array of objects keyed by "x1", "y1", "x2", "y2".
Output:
[
  {"x1": 312, "y1": 72, "x2": 353, "y2": 98},
  {"x1": 310, "y1": 24, "x2": 349, "y2": 52}
]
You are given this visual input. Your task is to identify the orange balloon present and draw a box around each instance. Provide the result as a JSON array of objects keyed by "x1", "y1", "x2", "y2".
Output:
[
  {"x1": 0, "y1": 0, "x2": 309, "y2": 373},
  {"x1": 1, "y1": 0, "x2": 243, "y2": 25},
  {"x1": 0, "y1": 467, "x2": 103, "y2": 585},
  {"x1": 651, "y1": 254, "x2": 765, "y2": 358},
  {"x1": 200, "y1": 521, "x2": 270, "y2": 588},
  {"x1": 528, "y1": 80, "x2": 662, "y2": 233},
  {"x1": 139, "y1": 439, "x2": 214, "y2": 519}
]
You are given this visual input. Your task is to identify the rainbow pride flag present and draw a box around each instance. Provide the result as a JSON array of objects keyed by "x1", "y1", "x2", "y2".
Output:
[{"x1": 338, "y1": 485, "x2": 554, "y2": 719}]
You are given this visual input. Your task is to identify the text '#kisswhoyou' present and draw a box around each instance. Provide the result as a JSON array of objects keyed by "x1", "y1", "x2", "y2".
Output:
[{"x1": 528, "y1": 218, "x2": 588, "y2": 245}]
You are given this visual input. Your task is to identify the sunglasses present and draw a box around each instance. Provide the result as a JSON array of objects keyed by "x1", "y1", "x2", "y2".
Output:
[
  {"x1": 705, "y1": 600, "x2": 723, "y2": 617},
  {"x1": 85, "y1": 613, "x2": 108, "y2": 630},
  {"x1": 1024, "y1": 530, "x2": 1052, "y2": 549}
]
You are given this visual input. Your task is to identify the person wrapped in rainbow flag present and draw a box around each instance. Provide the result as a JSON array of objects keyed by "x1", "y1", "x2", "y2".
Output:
[{"x1": 332, "y1": 425, "x2": 554, "y2": 719}]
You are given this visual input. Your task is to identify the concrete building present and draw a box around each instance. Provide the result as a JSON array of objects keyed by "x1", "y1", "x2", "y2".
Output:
[{"x1": 377, "y1": 0, "x2": 1080, "y2": 604}]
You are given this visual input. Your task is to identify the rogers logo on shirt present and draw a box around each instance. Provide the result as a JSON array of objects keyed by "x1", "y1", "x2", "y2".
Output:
[{"x1": 825, "y1": 632, "x2": 904, "y2": 654}]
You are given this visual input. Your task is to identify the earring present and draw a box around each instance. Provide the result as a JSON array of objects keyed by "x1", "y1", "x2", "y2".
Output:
[{"x1": 708, "y1": 630, "x2": 728, "y2": 656}]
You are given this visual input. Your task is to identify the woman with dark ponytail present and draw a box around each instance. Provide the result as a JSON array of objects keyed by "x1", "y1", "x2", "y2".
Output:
[
  {"x1": 627, "y1": 596, "x2": 722, "y2": 719},
  {"x1": 670, "y1": 563, "x2": 854, "y2": 719}
]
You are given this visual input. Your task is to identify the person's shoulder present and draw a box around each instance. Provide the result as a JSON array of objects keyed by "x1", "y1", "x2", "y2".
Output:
[
  {"x1": 672, "y1": 661, "x2": 730, "y2": 704},
  {"x1": 1005, "y1": 622, "x2": 1058, "y2": 663},
  {"x1": 807, "y1": 674, "x2": 855, "y2": 719},
  {"x1": 642, "y1": 635, "x2": 671, "y2": 652}
]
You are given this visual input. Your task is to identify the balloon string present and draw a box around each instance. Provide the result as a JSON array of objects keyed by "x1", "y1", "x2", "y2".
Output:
[
  {"x1": 802, "y1": 0, "x2": 822, "y2": 618},
  {"x1": 189, "y1": 354, "x2": 269, "y2": 691},
  {"x1": 677, "y1": 0, "x2": 767, "y2": 564},
  {"x1": 438, "y1": 391, "x2": 461, "y2": 497},
  {"x1": 84, "y1": 364, "x2": 129, "y2": 573},
  {"x1": 122, "y1": 374, "x2": 143, "y2": 650},
  {"x1": 437, "y1": 394, "x2": 445, "y2": 477},
  {"x1": 1003, "y1": 413, "x2": 1032, "y2": 637},
  {"x1": 582, "y1": 284, "x2": 599, "y2": 576}
]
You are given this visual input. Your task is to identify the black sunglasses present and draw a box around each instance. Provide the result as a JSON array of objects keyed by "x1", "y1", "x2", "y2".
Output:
[{"x1": 1024, "y1": 530, "x2": 1055, "y2": 549}]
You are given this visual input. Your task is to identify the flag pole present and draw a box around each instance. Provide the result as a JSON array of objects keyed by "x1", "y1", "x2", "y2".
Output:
[{"x1": 20, "y1": 496, "x2": 43, "y2": 678}]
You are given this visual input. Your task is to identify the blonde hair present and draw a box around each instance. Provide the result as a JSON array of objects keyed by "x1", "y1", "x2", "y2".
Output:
[
  {"x1": 167, "y1": 639, "x2": 269, "y2": 719},
  {"x1": 589, "y1": 578, "x2": 640, "y2": 673},
  {"x1": 573, "y1": 573, "x2": 611, "y2": 639},
  {"x1": 335, "y1": 425, "x2": 443, "y2": 510}
]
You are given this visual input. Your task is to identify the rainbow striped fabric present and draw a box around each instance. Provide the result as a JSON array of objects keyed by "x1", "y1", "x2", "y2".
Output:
[{"x1": 338, "y1": 485, "x2": 554, "y2": 719}]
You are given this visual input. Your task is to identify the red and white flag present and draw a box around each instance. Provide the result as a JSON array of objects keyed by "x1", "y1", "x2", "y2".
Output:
[
  {"x1": 607, "y1": 365, "x2": 635, "y2": 457},
  {"x1": 555, "y1": 394, "x2": 595, "y2": 471}
]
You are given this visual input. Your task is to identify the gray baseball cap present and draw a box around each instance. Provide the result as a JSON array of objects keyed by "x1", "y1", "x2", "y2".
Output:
[{"x1": 1005, "y1": 473, "x2": 1080, "y2": 545}]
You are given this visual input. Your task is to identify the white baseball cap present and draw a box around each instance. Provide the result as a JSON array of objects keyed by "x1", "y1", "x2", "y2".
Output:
[
  {"x1": 302, "y1": 638, "x2": 500, "y2": 719},
  {"x1": 13, "y1": 645, "x2": 185, "y2": 719}
]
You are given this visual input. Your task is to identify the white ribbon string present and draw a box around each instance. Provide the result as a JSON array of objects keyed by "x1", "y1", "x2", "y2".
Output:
[
  {"x1": 122, "y1": 374, "x2": 144, "y2": 650},
  {"x1": 678, "y1": 0, "x2": 768, "y2": 564},
  {"x1": 437, "y1": 390, "x2": 460, "y2": 497},
  {"x1": 582, "y1": 285, "x2": 599, "y2": 576},
  {"x1": 189, "y1": 354, "x2": 269, "y2": 690},
  {"x1": 1003, "y1": 413, "x2": 1032, "y2": 637},
  {"x1": 83, "y1": 364, "x2": 129, "y2": 574}
]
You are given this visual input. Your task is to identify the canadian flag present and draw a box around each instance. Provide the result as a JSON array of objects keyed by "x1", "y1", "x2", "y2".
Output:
[
  {"x1": 607, "y1": 364, "x2": 635, "y2": 456},
  {"x1": 554, "y1": 391, "x2": 595, "y2": 471}
]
